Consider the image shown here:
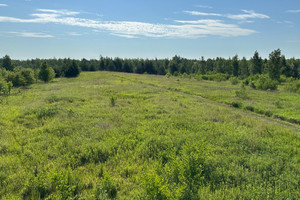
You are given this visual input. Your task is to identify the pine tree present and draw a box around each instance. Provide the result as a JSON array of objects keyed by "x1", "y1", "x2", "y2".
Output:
[
  {"x1": 268, "y1": 49, "x2": 282, "y2": 80},
  {"x1": 2, "y1": 55, "x2": 14, "y2": 71},
  {"x1": 250, "y1": 51, "x2": 262, "y2": 75},
  {"x1": 38, "y1": 62, "x2": 55, "y2": 82},
  {"x1": 65, "y1": 60, "x2": 80, "y2": 77}
]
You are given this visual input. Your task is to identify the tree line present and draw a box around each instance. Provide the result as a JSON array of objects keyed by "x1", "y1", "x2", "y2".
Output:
[
  {"x1": 0, "y1": 49, "x2": 299, "y2": 94},
  {"x1": 0, "y1": 57, "x2": 80, "y2": 94}
]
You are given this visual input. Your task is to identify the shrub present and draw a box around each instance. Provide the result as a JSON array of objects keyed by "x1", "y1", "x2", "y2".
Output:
[
  {"x1": 285, "y1": 80, "x2": 300, "y2": 93},
  {"x1": 39, "y1": 62, "x2": 55, "y2": 83},
  {"x1": 245, "y1": 105, "x2": 255, "y2": 112},
  {"x1": 265, "y1": 110, "x2": 273, "y2": 117},
  {"x1": 235, "y1": 85, "x2": 248, "y2": 99},
  {"x1": 249, "y1": 75, "x2": 279, "y2": 90},
  {"x1": 231, "y1": 101, "x2": 243, "y2": 108},
  {"x1": 229, "y1": 77, "x2": 240, "y2": 85},
  {"x1": 34, "y1": 107, "x2": 58, "y2": 119},
  {"x1": 255, "y1": 75, "x2": 278, "y2": 90},
  {"x1": 20, "y1": 68, "x2": 35, "y2": 86},
  {"x1": 199, "y1": 73, "x2": 228, "y2": 82},
  {"x1": 12, "y1": 73, "x2": 26, "y2": 87},
  {"x1": 95, "y1": 176, "x2": 117, "y2": 199},
  {"x1": 0, "y1": 78, "x2": 9, "y2": 95}
]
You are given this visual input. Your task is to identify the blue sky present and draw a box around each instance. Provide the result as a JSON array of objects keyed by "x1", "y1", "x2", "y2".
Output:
[{"x1": 0, "y1": 0, "x2": 299, "y2": 59}]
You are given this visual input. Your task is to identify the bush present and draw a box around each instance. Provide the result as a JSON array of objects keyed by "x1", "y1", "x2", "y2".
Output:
[
  {"x1": 229, "y1": 77, "x2": 240, "y2": 85},
  {"x1": 231, "y1": 101, "x2": 243, "y2": 108},
  {"x1": 235, "y1": 85, "x2": 248, "y2": 99},
  {"x1": 95, "y1": 176, "x2": 117, "y2": 199},
  {"x1": 0, "y1": 78, "x2": 10, "y2": 95},
  {"x1": 245, "y1": 105, "x2": 255, "y2": 112},
  {"x1": 285, "y1": 80, "x2": 300, "y2": 93},
  {"x1": 12, "y1": 73, "x2": 26, "y2": 87},
  {"x1": 250, "y1": 75, "x2": 279, "y2": 90},
  {"x1": 20, "y1": 68, "x2": 35, "y2": 86},
  {"x1": 199, "y1": 73, "x2": 227, "y2": 82}
]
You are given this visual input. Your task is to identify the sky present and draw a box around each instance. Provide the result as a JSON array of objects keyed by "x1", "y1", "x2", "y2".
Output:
[{"x1": 0, "y1": 0, "x2": 299, "y2": 60}]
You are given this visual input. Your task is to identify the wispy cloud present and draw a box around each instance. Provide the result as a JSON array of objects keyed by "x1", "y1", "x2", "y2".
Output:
[
  {"x1": 9, "y1": 31, "x2": 54, "y2": 38},
  {"x1": 185, "y1": 9, "x2": 269, "y2": 22},
  {"x1": 37, "y1": 9, "x2": 80, "y2": 16},
  {"x1": 227, "y1": 10, "x2": 269, "y2": 20},
  {"x1": 184, "y1": 11, "x2": 222, "y2": 17},
  {"x1": 287, "y1": 10, "x2": 300, "y2": 13},
  {"x1": 0, "y1": 9, "x2": 256, "y2": 38},
  {"x1": 0, "y1": 4, "x2": 7, "y2": 6}
]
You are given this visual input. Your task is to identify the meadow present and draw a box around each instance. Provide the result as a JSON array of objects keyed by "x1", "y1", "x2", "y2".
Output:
[{"x1": 0, "y1": 71, "x2": 299, "y2": 199}]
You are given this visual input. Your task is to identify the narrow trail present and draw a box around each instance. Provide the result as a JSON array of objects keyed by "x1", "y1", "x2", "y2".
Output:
[{"x1": 113, "y1": 73, "x2": 300, "y2": 133}]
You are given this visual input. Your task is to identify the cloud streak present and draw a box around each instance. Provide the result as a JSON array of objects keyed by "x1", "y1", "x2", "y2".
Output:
[
  {"x1": 227, "y1": 10, "x2": 269, "y2": 20},
  {"x1": 9, "y1": 31, "x2": 54, "y2": 38},
  {"x1": 185, "y1": 9, "x2": 270, "y2": 21},
  {"x1": 184, "y1": 11, "x2": 222, "y2": 17},
  {"x1": 0, "y1": 3, "x2": 7, "y2": 6},
  {"x1": 0, "y1": 9, "x2": 257, "y2": 38}
]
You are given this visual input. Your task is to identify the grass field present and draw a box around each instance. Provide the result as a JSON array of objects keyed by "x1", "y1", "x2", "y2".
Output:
[{"x1": 0, "y1": 71, "x2": 299, "y2": 199}]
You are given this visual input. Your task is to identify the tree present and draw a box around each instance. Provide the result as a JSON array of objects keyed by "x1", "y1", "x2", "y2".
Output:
[
  {"x1": 34, "y1": 69, "x2": 40, "y2": 83},
  {"x1": 64, "y1": 60, "x2": 80, "y2": 77},
  {"x1": 80, "y1": 58, "x2": 90, "y2": 71},
  {"x1": 240, "y1": 57, "x2": 249, "y2": 77},
  {"x1": 39, "y1": 62, "x2": 55, "y2": 82},
  {"x1": 232, "y1": 55, "x2": 239, "y2": 76},
  {"x1": 2, "y1": 55, "x2": 14, "y2": 71},
  {"x1": 250, "y1": 51, "x2": 262, "y2": 75},
  {"x1": 268, "y1": 49, "x2": 282, "y2": 80},
  {"x1": 199, "y1": 56, "x2": 206, "y2": 74},
  {"x1": 99, "y1": 56, "x2": 105, "y2": 71},
  {"x1": 20, "y1": 68, "x2": 35, "y2": 86},
  {"x1": 281, "y1": 55, "x2": 292, "y2": 77},
  {"x1": 12, "y1": 73, "x2": 26, "y2": 87},
  {"x1": 0, "y1": 78, "x2": 9, "y2": 95}
]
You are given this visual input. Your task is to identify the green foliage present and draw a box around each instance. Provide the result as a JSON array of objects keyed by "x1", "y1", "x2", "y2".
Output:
[
  {"x1": 235, "y1": 85, "x2": 248, "y2": 99},
  {"x1": 2, "y1": 55, "x2": 14, "y2": 71},
  {"x1": 34, "y1": 69, "x2": 40, "y2": 83},
  {"x1": 244, "y1": 105, "x2": 255, "y2": 112},
  {"x1": 64, "y1": 60, "x2": 81, "y2": 78},
  {"x1": 39, "y1": 62, "x2": 55, "y2": 83},
  {"x1": 0, "y1": 71, "x2": 300, "y2": 199},
  {"x1": 110, "y1": 96, "x2": 116, "y2": 106},
  {"x1": 33, "y1": 107, "x2": 58, "y2": 119},
  {"x1": 249, "y1": 75, "x2": 279, "y2": 90},
  {"x1": 268, "y1": 49, "x2": 282, "y2": 80},
  {"x1": 231, "y1": 101, "x2": 243, "y2": 108},
  {"x1": 229, "y1": 76, "x2": 240, "y2": 85},
  {"x1": 0, "y1": 78, "x2": 10, "y2": 95},
  {"x1": 250, "y1": 51, "x2": 262, "y2": 75},
  {"x1": 285, "y1": 79, "x2": 300, "y2": 93},
  {"x1": 12, "y1": 72, "x2": 27, "y2": 87},
  {"x1": 200, "y1": 73, "x2": 228, "y2": 82},
  {"x1": 232, "y1": 55, "x2": 239, "y2": 76},
  {"x1": 20, "y1": 68, "x2": 35, "y2": 86}
]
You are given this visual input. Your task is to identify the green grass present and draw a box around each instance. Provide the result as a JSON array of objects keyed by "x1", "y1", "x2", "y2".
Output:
[{"x1": 0, "y1": 72, "x2": 299, "y2": 199}]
